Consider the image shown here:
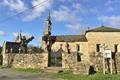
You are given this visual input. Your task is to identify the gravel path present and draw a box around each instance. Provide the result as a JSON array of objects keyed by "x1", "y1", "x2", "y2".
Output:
[{"x1": 0, "y1": 69, "x2": 62, "y2": 80}]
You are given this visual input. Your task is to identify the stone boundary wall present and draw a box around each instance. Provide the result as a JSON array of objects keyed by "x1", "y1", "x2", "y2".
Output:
[
  {"x1": 4, "y1": 51, "x2": 120, "y2": 74},
  {"x1": 62, "y1": 51, "x2": 120, "y2": 74},
  {"x1": 3, "y1": 53, "x2": 48, "y2": 69},
  {"x1": 90, "y1": 52, "x2": 120, "y2": 74},
  {"x1": 62, "y1": 52, "x2": 90, "y2": 75}
]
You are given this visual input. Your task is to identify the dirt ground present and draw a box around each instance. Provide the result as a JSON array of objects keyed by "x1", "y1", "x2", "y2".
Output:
[{"x1": 0, "y1": 69, "x2": 62, "y2": 80}]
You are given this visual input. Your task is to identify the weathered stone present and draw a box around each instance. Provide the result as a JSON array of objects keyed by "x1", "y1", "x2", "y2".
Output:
[{"x1": 2, "y1": 53, "x2": 48, "y2": 69}]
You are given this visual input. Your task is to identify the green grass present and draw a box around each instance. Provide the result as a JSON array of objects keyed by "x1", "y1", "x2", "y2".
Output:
[
  {"x1": 14, "y1": 68, "x2": 120, "y2": 80},
  {"x1": 56, "y1": 71, "x2": 120, "y2": 80},
  {"x1": 0, "y1": 65, "x2": 2, "y2": 68},
  {"x1": 14, "y1": 68, "x2": 44, "y2": 74}
]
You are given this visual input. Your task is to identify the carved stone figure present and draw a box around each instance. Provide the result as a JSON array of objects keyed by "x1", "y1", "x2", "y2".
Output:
[{"x1": 16, "y1": 32, "x2": 34, "y2": 53}]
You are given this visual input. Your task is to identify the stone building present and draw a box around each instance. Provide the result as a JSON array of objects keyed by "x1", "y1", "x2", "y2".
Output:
[
  {"x1": 2, "y1": 14, "x2": 120, "y2": 74},
  {"x1": 42, "y1": 14, "x2": 120, "y2": 74}
]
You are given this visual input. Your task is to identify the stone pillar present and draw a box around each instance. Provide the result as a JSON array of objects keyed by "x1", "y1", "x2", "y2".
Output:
[
  {"x1": 62, "y1": 52, "x2": 65, "y2": 69},
  {"x1": 2, "y1": 41, "x2": 8, "y2": 66},
  {"x1": 43, "y1": 53, "x2": 48, "y2": 68}
]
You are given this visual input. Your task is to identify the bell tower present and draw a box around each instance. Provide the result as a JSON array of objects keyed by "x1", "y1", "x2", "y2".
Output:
[
  {"x1": 42, "y1": 12, "x2": 52, "y2": 52},
  {"x1": 44, "y1": 12, "x2": 52, "y2": 36},
  {"x1": 15, "y1": 31, "x2": 22, "y2": 43}
]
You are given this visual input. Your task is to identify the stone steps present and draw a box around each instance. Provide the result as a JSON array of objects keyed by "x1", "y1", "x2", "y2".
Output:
[{"x1": 44, "y1": 67, "x2": 63, "y2": 73}]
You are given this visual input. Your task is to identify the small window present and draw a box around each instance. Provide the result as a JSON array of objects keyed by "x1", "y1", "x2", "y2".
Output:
[
  {"x1": 96, "y1": 44, "x2": 100, "y2": 52},
  {"x1": 76, "y1": 44, "x2": 81, "y2": 62},
  {"x1": 77, "y1": 52, "x2": 81, "y2": 62},
  {"x1": 77, "y1": 44, "x2": 80, "y2": 51},
  {"x1": 114, "y1": 44, "x2": 118, "y2": 52}
]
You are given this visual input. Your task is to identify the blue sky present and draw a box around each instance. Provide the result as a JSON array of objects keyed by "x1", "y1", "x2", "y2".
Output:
[{"x1": 0, "y1": 0, "x2": 120, "y2": 46}]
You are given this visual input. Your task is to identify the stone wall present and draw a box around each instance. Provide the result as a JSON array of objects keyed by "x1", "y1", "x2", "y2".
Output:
[
  {"x1": 85, "y1": 32, "x2": 120, "y2": 74},
  {"x1": 89, "y1": 52, "x2": 103, "y2": 72},
  {"x1": 115, "y1": 52, "x2": 120, "y2": 73},
  {"x1": 3, "y1": 53, "x2": 48, "y2": 69},
  {"x1": 62, "y1": 52, "x2": 90, "y2": 75},
  {"x1": 90, "y1": 51, "x2": 120, "y2": 74},
  {"x1": 52, "y1": 42, "x2": 88, "y2": 53},
  {"x1": 51, "y1": 42, "x2": 90, "y2": 74},
  {"x1": 86, "y1": 32, "x2": 120, "y2": 53}
]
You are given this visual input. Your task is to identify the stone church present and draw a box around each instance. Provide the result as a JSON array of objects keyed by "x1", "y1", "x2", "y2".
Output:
[
  {"x1": 42, "y1": 14, "x2": 120, "y2": 74},
  {"x1": 2, "y1": 14, "x2": 120, "y2": 74}
]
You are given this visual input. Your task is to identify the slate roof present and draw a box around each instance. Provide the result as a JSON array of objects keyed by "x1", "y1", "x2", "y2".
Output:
[
  {"x1": 86, "y1": 26, "x2": 120, "y2": 32},
  {"x1": 43, "y1": 26, "x2": 120, "y2": 42},
  {"x1": 53, "y1": 35, "x2": 87, "y2": 42},
  {"x1": 5, "y1": 41, "x2": 20, "y2": 53}
]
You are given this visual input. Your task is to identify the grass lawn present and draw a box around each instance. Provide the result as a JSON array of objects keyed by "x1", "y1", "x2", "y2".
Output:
[
  {"x1": 56, "y1": 71, "x2": 120, "y2": 80},
  {"x1": 14, "y1": 68, "x2": 44, "y2": 74},
  {"x1": 14, "y1": 68, "x2": 120, "y2": 80}
]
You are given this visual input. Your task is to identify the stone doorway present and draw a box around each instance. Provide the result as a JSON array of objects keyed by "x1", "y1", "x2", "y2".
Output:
[{"x1": 48, "y1": 50, "x2": 62, "y2": 67}]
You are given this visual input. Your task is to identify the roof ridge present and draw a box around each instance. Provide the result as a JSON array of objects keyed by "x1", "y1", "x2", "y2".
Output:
[
  {"x1": 52, "y1": 34, "x2": 85, "y2": 37},
  {"x1": 86, "y1": 26, "x2": 120, "y2": 32}
]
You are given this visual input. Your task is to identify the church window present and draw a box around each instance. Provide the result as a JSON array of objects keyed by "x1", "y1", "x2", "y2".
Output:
[
  {"x1": 114, "y1": 44, "x2": 118, "y2": 52},
  {"x1": 77, "y1": 44, "x2": 81, "y2": 62},
  {"x1": 77, "y1": 44, "x2": 80, "y2": 51},
  {"x1": 96, "y1": 44, "x2": 100, "y2": 52}
]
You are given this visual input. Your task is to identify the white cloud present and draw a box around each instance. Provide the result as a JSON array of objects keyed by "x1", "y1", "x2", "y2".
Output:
[
  {"x1": 66, "y1": 24, "x2": 81, "y2": 31},
  {"x1": 0, "y1": 31, "x2": 5, "y2": 36},
  {"x1": 12, "y1": 32, "x2": 18, "y2": 37},
  {"x1": 23, "y1": 0, "x2": 53, "y2": 21},
  {"x1": 12, "y1": 32, "x2": 33, "y2": 39},
  {"x1": 1, "y1": 0, "x2": 53, "y2": 21},
  {"x1": 98, "y1": 15, "x2": 120, "y2": 27},
  {"x1": 52, "y1": 5, "x2": 85, "y2": 33},
  {"x1": 65, "y1": 23, "x2": 86, "y2": 34},
  {"x1": 52, "y1": 5, "x2": 81, "y2": 23},
  {"x1": 2, "y1": 0, "x2": 27, "y2": 12}
]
